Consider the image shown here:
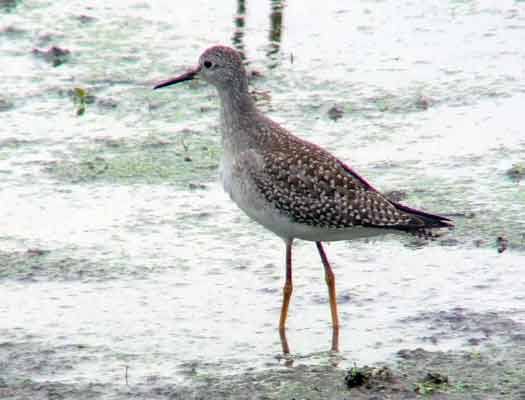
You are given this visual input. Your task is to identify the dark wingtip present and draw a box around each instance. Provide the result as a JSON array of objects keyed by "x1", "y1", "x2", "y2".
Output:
[
  {"x1": 335, "y1": 158, "x2": 454, "y2": 231},
  {"x1": 392, "y1": 201, "x2": 454, "y2": 229},
  {"x1": 337, "y1": 159, "x2": 454, "y2": 229}
]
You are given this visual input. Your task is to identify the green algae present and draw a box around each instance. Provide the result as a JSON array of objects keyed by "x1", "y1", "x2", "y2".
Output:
[
  {"x1": 0, "y1": 249, "x2": 115, "y2": 281},
  {"x1": 73, "y1": 87, "x2": 89, "y2": 116},
  {"x1": 46, "y1": 133, "x2": 219, "y2": 186},
  {"x1": 0, "y1": 247, "x2": 175, "y2": 282}
]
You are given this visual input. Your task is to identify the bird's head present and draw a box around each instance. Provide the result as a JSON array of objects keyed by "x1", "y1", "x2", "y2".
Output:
[{"x1": 154, "y1": 45, "x2": 245, "y2": 91}]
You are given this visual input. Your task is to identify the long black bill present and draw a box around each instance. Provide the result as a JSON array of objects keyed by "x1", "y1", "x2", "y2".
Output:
[{"x1": 153, "y1": 67, "x2": 200, "y2": 90}]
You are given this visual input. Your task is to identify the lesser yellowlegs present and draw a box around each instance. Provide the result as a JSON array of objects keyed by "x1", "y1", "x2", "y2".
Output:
[{"x1": 154, "y1": 45, "x2": 453, "y2": 352}]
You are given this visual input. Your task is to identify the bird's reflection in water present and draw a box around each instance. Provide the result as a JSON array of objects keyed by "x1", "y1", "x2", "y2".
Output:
[
  {"x1": 278, "y1": 326, "x2": 341, "y2": 366},
  {"x1": 231, "y1": 0, "x2": 285, "y2": 68},
  {"x1": 232, "y1": 0, "x2": 246, "y2": 61},
  {"x1": 267, "y1": 0, "x2": 284, "y2": 68}
]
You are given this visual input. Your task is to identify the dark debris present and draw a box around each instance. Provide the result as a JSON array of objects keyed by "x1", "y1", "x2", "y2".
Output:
[
  {"x1": 32, "y1": 45, "x2": 71, "y2": 67},
  {"x1": 327, "y1": 104, "x2": 344, "y2": 121}
]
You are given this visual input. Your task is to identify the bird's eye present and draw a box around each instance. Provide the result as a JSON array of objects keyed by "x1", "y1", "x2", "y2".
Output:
[{"x1": 204, "y1": 61, "x2": 212, "y2": 69}]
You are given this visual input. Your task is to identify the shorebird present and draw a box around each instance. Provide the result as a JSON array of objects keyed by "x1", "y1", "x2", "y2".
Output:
[{"x1": 154, "y1": 45, "x2": 453, "y2": 352}]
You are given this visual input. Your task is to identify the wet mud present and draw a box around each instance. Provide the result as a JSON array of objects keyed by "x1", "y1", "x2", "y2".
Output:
[{"x1": 2, "y1": 308, "x2": 525, "y2": 399}]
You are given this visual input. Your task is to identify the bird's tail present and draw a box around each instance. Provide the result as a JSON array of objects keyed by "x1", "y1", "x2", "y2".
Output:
[
  {"x1": 390, "y1": 201, "x2": 454, "y2": 238},
  {"x1": 393, "y1": 201, "x2": 454, "y2": 228}
]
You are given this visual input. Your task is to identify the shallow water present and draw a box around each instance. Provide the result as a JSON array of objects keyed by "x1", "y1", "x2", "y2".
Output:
[{"x1": 1, "y1": 0, "x2": 525, "y2": 393}]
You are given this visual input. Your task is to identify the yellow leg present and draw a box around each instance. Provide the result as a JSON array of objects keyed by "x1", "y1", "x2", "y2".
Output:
[
  {"x1": 331, "y1": 324, "x2": 340, "y2": 353},
  {"x1": 279, "y1": 240, "x2": 293, "y2": 353},
  {"x1": 279, "y1": 326, "x2": 291, "y2": 356},
  {"x1": 316, "y1": 242, "x2": 340, "y2": 351}
]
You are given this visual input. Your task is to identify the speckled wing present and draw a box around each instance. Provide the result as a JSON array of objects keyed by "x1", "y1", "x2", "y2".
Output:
[{"x1": 245, "y1": 140, "x2": 421, "y2": 230}]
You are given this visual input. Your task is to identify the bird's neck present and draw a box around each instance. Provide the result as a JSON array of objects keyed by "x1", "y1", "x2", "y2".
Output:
[{"x1": 218, "y1": 81, "x2": 259, "y2": 153}]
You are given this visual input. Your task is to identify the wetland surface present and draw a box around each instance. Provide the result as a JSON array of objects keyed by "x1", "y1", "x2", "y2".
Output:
[{"x1": 1, "y1": 0, "x2": 525, "y2": 398}]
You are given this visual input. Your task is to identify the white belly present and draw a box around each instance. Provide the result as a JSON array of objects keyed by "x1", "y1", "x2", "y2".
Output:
[{"x1": 219, "y1": 156, "x2": 391, "y2": 242}]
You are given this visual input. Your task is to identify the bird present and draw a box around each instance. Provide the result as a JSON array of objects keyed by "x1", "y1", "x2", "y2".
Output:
[{"x1": 154, "y1": 45, "x2": 453, "y2": 353}]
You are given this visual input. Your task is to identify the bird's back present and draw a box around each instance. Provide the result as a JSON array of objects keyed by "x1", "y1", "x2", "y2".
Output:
[{"x1": 231, "y1": 112, "x2": 453, "y2": 240}]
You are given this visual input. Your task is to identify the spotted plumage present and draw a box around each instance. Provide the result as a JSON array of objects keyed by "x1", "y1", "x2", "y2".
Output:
[
  {"x1": 154, "y1": 45, "x2": 454, "y2": 351},
  {"x1": 252, "y1": 134, "x2": 411, "y2": 228},
  {"x1": 228, "y1": 112, "x2": 450, "y2": 238},
  {"x1": 155, "y1": 43, "x2": 453, "y2": 241}
]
